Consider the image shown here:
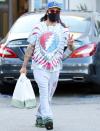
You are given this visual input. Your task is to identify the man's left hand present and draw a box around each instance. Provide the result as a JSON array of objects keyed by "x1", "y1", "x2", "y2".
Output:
[{"x1": 67, "y1": 34, "x2": 74, "y2": 51}]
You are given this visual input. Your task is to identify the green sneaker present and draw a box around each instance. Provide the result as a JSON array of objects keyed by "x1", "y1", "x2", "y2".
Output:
[
  {"x1": 35, "y1": 117, "x2": 45, "y2": 128},
  {"x1": 44, "y1": 118, "x2": 53, "y2": 130}
]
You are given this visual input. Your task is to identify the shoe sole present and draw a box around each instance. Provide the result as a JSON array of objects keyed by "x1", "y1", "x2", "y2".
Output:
[{"x1": 45, "y1": 121, "x2": 53, "y2": 130}]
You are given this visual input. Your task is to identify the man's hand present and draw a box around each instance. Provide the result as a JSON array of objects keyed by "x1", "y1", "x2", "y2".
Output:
[
  {"x1": 67, "y1": 34, "x2": 74, "y2": 51},
  {"x1": 20, "y1": 67, "x2": 27, "y2": 74}
]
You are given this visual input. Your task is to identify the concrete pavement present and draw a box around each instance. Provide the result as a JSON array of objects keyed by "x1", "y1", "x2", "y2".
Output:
[{"x1": 1, "y1": 94, "x2": 100, "y2": 131}]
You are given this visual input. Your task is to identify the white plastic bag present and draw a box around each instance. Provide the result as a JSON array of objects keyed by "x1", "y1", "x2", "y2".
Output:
[{"x1": 11, "y1": 73, "x2": 36, "y2": 108}]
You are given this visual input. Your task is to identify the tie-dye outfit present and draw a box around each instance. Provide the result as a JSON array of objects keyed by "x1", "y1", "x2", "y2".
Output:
[{"x1": 27, "y1": 21, "x2": 70, "y2": 119}]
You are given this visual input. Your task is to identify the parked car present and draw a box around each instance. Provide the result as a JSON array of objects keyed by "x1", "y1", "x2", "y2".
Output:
[{"x1": 1, "y1": 11, "x2": 100, "y2": 91}]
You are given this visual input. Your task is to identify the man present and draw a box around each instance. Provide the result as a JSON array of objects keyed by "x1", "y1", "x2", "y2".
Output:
[{"x1": 20, "y1": 1, "x2": 74, "y2": 130}]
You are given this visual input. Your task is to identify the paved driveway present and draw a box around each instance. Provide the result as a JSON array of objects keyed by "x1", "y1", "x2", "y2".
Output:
[{"x1": 1, "y1": 94, "x2": 100, "y2": 131}]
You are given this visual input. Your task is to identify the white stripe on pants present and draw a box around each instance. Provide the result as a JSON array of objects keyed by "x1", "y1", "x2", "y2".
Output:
[{"x1": 33, "y1": 69, "x2": 59, "y2": 119}]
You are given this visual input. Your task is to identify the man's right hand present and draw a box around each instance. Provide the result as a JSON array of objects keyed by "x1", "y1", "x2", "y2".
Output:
[{"x1": 20, "y1": 67, "x2": 27, "y2": 74}]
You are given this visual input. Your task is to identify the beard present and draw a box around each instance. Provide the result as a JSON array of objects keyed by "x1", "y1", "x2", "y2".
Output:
[{"x1": 48, "y1": 13, "x2": 60, "y2": 22}]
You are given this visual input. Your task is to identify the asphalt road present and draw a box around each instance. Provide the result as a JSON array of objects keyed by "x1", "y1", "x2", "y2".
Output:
[{"x1": 1, "y1": 90, "x2": 100, "y2": 131}]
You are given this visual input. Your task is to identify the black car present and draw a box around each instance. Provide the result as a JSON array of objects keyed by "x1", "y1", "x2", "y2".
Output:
[{"x1": 1, "y1": 11, "x2": 100, "y2": 92}]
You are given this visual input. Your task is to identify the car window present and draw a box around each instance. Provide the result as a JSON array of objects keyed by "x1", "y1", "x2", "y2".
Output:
[
  {"x1": 10, "y1": 14, "x2": 43, "y2": 33},
  {"x1": 96, "y1": 19, "x2": 100, "y2": 35},
  {"x1": 61, "y1": 16, "x2": 90, "y2": 33},
  {"x1": 93, "y1": 23, "x2": 98, "y2": 36}
]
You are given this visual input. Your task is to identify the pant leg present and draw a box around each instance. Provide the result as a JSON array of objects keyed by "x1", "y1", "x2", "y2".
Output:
[
  {"x1": 33, "y1": 69, "x2": 53, "y2": 119},
  {"x1": 48, "y1": 71, "x2": 60, "y2": 103}
]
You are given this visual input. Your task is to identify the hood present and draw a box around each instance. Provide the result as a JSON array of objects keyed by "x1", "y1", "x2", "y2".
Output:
[
  {"x1": 70, "y1": 32, "x2": 91, "y2": 43},
  {"x1": 70, "y1": 32, "x2": 82, "y2": 39}
]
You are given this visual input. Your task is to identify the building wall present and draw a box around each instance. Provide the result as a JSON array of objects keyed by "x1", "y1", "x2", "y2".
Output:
[
  {"x1": 69, "y1": 0, "x2": 96, "y2": 11},
  {"x1": 29, "y1": 0, "x2": 97, "y2": 12},
  {"x1": 0, "y1": 0, "x2": 100, "y2": 39},
  {"x1": 96, "y1": 0, "x2": 100, "y2": 13},
  {"x1": 0, "y1": 0, "x2": 8, "y2": 38}
]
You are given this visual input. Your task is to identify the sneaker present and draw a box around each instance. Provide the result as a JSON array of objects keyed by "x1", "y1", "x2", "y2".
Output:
[
  {"x1": 44, "y1": 118, "x2": 53, "y2": 130},
  {"x1": 35, "y1": 117, "x2": 45, "y2": 128}
]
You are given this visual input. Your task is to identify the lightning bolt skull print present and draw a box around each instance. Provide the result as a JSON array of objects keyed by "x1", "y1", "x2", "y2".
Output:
[{"x1": 27, "y1": 22, "x2": 69, "y2": 71}]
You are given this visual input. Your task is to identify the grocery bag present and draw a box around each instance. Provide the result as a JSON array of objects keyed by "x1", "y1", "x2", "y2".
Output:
[{"x1": 11, "y1": 73, "x2": 36, "y2": 108}]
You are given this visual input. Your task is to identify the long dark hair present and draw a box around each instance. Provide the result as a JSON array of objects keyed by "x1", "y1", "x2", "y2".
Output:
[{"x1": 40, "y1": 13, "x2": 66, "y2": 28}]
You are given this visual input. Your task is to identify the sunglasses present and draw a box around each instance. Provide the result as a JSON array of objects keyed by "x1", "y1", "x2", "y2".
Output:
[{"x1": 48, "y1": 9, "x2": 60, "y2": 14}]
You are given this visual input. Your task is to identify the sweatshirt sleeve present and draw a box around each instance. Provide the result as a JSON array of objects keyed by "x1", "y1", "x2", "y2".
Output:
[{"x1": 27, "y1": 23, "x2": 41, "y2": 45}]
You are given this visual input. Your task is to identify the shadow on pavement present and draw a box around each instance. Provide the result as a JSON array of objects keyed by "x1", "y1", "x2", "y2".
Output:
[
  {"x1": 55, "y1": 82, "x2": 100, "y2": 95},
  {"x1": 0, "y1": 81, "x2": 100, "y2": 95}
]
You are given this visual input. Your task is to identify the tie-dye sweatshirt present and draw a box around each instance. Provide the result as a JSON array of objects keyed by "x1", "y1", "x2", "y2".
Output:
[{"x1": 27, "y1": 21, "x2": 71, "y2": 72}]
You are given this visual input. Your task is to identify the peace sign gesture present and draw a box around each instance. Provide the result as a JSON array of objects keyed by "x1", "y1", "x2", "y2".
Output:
[
  {"x1": 68, "y1": 34, "x2": 74, "y2": 45},
  {"x1": 67, "y1": 34, "x2": 74, "y2": 51}
]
